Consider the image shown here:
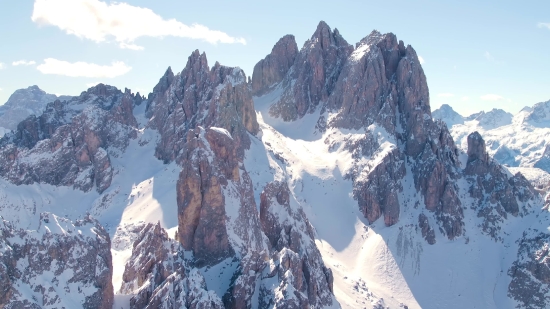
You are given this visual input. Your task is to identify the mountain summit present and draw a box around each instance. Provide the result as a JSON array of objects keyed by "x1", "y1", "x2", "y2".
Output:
[{"x1": 0, "y1": 22, "x2": 548, "y2": 309}]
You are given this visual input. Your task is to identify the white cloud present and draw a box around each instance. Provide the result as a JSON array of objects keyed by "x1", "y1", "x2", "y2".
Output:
[
  {"x1": 37, "y1": 58, "x2": 131, "y2": 78},
  {"x1": 0, "y1": 63, "x2": 4, "y2": 70},
  {"x1": 31, "y1": 0, "x2": 246, "y2": 50},
  {"x1": 418, "y1": 56, "x2": 425, "y2": 64},
  {"x1": 438, "y1": 93, "x2": 454, "y2": 98},
  {"x1": 484, "y1": 51, "x2": 495, "y2": 62},
  {"x1": 12, "y1": 60, "x2": 36, "y2": 66},
  {"x1": 480, "y1": 94, "x2": 504, "y2": 101},
  {"x1": 0, "y1": 88, "x2": 3, "y2": 91},
  {"x1": 461, "y1": 96, "x2": 470, "y2": 101},
  {"x1": 86, "y1": 82, "x2": 102, "y2": 88},
  {"x1": 538, "y1": 22, "x2": 550, "y2": 30}
]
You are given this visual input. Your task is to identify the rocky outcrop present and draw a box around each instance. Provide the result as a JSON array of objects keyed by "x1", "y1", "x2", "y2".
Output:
[
  {"x1": 464, "y1": 132, "x2": 538, "y2": 238},
  {"x1": 146, "y1": 50, "x2": 259, "y2": 163},
  {"x1": 176, "y1": 126, "x2": 266, "y2": 267},
  {"x1": 120, "y1": 222, "x2": 224, "y2": 309},
  {"x1": 353, "y1": 147, "x2": 405, "y2": 226},
  {"x1": 258, "y1": 181, "x2": 337, "y2": 308},
  {"x1": 508, "y1": 230, "x2": 550, "y2": 308},
  {"x1": 0, "y1": 84, "x2": 142, "y2": 193},
  {"x1": 251, "y1": 35, "x2": 298, "y2": 95},
  {"x1": 268, "y1": 21, "x2": 353, "y2": 121},
  {"x1": 0, "y1": 214, "x2": 113, "y2": 308}
]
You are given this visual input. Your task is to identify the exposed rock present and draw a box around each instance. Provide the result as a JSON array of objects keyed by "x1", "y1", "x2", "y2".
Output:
[
  {"x1": 0, "y1": 85, "x2": 72, "y2": 132},
  {"x1": 464, "y1": 132, "x2": 538, "y2": 238},
  {"x1": 418, "y1": 213, "x2": 436, "y2": 245},
  {"x1": 177, "y1": 126, "x2": 267, "y2": 267},
  {"x1": 258, "y1": 181, "x2": 337, "y2": 308},
  {"x1": 508, "y1": 230, "x2": 550, "y2": 308},
  {"x1": 120, "y1": 223, "x2": 224, "y2": 309},
  {"x1": 269, "y1": 21, "x2": 353, "y2": 121},
  {"x1": 353, "y1": 147, "x2": 405, "y2": 226},
  {"x1": 146, "y1": 50, "x2": 259, "y2": 163},
  {"x1": 0, "y1": 85, "x2": 141, "y2": 193},
  {"x1": 0, "y1": 214, "x2": 113, "y2": 308},
  {"x1": 252, "y1": 35, "x2": 298, "y2": 95}
]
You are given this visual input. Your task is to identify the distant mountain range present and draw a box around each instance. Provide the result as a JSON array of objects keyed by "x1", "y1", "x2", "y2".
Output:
[
  {"x1": 0, "y1": 85, "x2": 72, "y2": 136},
  {"x1": 0, "y1": 21, "x2": 549, "y2": 309}
]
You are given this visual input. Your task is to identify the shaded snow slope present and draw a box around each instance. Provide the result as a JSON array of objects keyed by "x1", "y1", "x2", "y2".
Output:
[{"x1": 251, "y1": 90, "x2": 548, "y2": 309}]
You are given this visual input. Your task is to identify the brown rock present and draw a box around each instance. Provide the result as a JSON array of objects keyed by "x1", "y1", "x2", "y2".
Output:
[
  {"x1": 146, "y1": 50, "x2": 258, "y2": 163},
  {"x1": 0, "y1": 214, "x2": 113, "y2": 308},
  {"x1": 252, "y1": 35, "x2": 298, "y2": 95},
  {"x1": 269, "y1": 21, "x2": 353, "y2": 121},
  {"x1": 418, "y1": 213, "x2": 436, "y2": 245}
]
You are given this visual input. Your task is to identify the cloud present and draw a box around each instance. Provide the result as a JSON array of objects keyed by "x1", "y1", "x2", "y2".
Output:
[
  {"x1": 480, "y1": 94, "x2": 504, "y2": 101},
  {"x1": 461, "y1": 96, "x2": 470, "y2": 101},
  {"x1": 538, "y1": 22, "x2": 550, "y2": 30},
  {"x1": 37, "y1": 58, "x2": 131, "y2": 78},
  {"x1": 484, "y1": 51, "x2": 495, "y2": 62},
  {"x1": 0, "y1": 63, "x2": 4, "y2": 70},
  {"x1": 31, "y1": 0, "x2": 247, "y2": 50},
  {"x1": 418, "y1": 56, "x2": 425, "y2": 64},
  {"x1": 437, "y1": 93, "x2": 454, "y2": 98},
  {"x1": 12, "y1": 60, "x2": 36, "y2": 66},
  {"x1": 86, "y1": 82, "x2": 101, "y2": 88}
]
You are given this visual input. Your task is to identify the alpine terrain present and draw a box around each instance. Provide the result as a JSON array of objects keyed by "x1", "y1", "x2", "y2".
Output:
[{"x1": 0, "y1": 21, "x2": 549, "y2": 309}]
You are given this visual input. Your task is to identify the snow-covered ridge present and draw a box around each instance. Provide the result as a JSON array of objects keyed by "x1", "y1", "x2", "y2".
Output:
[
  {"x1": 433, "y1": 100, "x2": 550, "y2": 173},
  {"x1": 0, "y1": 20, "x2": 549, "y2": 309}
]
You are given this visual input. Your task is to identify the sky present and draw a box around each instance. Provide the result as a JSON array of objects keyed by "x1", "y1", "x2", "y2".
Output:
[{"x1": 0, "y1": 0, "x2": 549, "y2": 116}]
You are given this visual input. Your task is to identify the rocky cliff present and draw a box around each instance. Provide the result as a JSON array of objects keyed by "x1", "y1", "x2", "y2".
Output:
[{"x1": 0, "y1": 20, "x2": 548, "y2": 309}]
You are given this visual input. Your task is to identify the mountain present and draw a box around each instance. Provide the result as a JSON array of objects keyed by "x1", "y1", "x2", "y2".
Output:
[
  {"x1": 432, "y1": 104, "x2": 464, "y2": 127},
  {"x1": 0, "y1": 21, "x2": 549, "y2": 309},
  {"x1": 446, "y1": 100, "x2": 550, "y2": 174},
  {"x1": 0, "y1": 85, "x2": 72, "y2": 136}
]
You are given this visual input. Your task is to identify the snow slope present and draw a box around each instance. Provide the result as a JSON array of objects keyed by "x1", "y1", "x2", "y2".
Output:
[{"x1": 247, "y1": 90, "x2": 550, "y2": 309}]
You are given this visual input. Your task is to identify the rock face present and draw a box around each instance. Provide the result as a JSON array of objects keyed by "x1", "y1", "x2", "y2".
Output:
[
  {"x1": 0, "y1": 214, "x2": 113, "y2": 308},
  {"x1": 251, "y1": 35, "x2": 298, "y2": 95},
  {"x1": 120, "y1": 222, "x2": 224, "y2": 309},
  {"x1": 508, "y1": 230, "x2": 550, "y2": 308},
  {"x1": 0, "y1": 85, "x2": 72, "y2": 132},
  {"x1": 464, "y1": 132, "x2": 536, "y2": 238},
  {"x1": 0, "y1": 84, "x2": 142, "y2": 193},
  {"x1": 267, "y1": 21, "x2": 353, "y2": 121},
  {"x1": 259, "y1": 181, "x2": 336, "y2": 308},
  {"x1": 254, "y1": 22, "x2": 539, "y2": 245},
  {"x1": 146, "y1": 50, "x2": 259, "y2": 163}
]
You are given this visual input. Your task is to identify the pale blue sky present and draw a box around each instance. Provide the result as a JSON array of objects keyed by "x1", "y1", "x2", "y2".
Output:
[{"x1": 0, "y1": 0, "x2": 548, "y2": 115}]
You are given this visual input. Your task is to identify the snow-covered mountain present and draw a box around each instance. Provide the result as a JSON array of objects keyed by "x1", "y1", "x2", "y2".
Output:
[
  {"x1": 431, "y1": 104, "x2": 464, "y2": 127},
  {"x1": 0, "y1": 21, "x2": 549, "y2": 309},
  {"x1": 0, "y1": 85, "x2": 72, "y2": 137},
  {"x1": 434, "y1": 100, "x2": 550, "y2": 175}
]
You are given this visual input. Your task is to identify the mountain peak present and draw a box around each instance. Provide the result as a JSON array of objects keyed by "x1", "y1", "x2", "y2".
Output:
[{"x1": 432, "y1": 104, "x2": 465, "y2": 127}]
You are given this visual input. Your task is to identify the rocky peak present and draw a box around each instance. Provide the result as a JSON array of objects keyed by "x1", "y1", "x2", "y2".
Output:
[
  {"x1": 467, "y1": 131, "x2": 488, "y2": 164},
  {"x1": 432, "y1": 104, "x2": 465, "y2": 127},
  {"x1": 251, "y1": 34, "x2": 298, "y2": 95},
  {"x1": 147, "y1": 50, "x2": 258, "y2": 163},
  {"x1": 267, "y1": 21, "x2": 353, "y2": 121},
  {"x1": 0, "y1": 84, "x2": 139, "y2": 193},
  {"x1": 0, "y1": 85, "x2": 69, "y2": 132}
]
